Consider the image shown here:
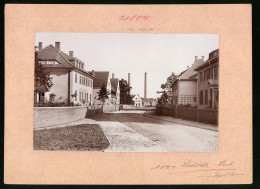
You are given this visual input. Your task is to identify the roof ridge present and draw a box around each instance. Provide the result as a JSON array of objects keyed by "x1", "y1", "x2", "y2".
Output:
[{"x1": 50, "y1": 45, "x2": 95, "y2": 78}]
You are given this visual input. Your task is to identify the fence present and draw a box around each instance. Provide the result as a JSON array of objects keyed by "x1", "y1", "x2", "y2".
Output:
[{"x1": 156, "y1": 106, "x2": 218, "y2": 125}]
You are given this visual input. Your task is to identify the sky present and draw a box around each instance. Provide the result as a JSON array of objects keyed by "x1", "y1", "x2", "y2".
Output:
[{"x1": 35, "y1": 33, "x2": 219, "y2": 98}]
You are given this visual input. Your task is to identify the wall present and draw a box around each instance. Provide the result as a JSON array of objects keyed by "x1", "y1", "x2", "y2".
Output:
[
  {"x1": 70, "y1": 71, "x2": 93, "y2": 105},
  {"x1": 178, "y1": 80, "x2": 197, "y2": 105},
  {"x1": 45, "y1": 69, "x2": 69, "y2": 101},
  {"x1": 34, "y1": 106, "x2": 88, "y2": 128},
  {"x1": 197, "y1": 63, "x2": 219, "y2": 109}
]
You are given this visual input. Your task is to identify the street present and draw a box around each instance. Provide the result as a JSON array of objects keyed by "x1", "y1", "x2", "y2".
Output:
[{"x1": 89, "y1": 110, "x2": 218, "y2": 152}]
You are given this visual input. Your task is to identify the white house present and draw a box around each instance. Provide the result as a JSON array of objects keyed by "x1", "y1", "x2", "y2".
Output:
[
  {"x1": 91, "y1": 71, "x2": 112, "y2": 105},
  {"x1": 171, "y1": 56, "x2": 205, "y2": 106},
  {"x1": 132, "y1": 94, "x2": 142, "y2": 107},
  {"x1": 35, "y1": 42, "x2": 95, "y2": 106}
]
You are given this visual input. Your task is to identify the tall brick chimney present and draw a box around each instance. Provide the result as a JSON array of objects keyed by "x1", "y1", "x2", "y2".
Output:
[
  {"x1": 38, "y1": 42, "x2": 42, "y2": 50},
  {"x1": 128, "y1": 73, "x2": 131, "y2": 95},
  {"x1": 112, "y1": 73, "x2": 115, "y2": 79},
  {"x1": 201, "y1": 56, "x2": 204, "y2": 61},
  {"x1": 195, "y1": 56, "x2": 198, "y2": 61},
  {"x1": 92, "y1": 70, "x2": 95, "y2": 77},
  {"x1": 55, "y1": 42, "x2": 60, "y2": 51},
  {"x1": 144, "y1": 72, "x2": 147, "y2": 100}
]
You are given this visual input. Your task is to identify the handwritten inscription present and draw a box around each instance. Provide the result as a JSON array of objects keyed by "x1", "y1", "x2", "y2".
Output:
[
  {"x1": 183, "y1": 160, "x2": 208, "y2": 168},
  {"x1": 127, "y1": 28, "x2": 153, "y2": 32},
  {"x1": 215, "y1": 160, "x2": 234, "y2": 167},
  {"x1": 151, "y1": 165, "x2": 176, "y2": 170},
  {"x1": 119, "y1": 15, "x2": 150, "y2": 21},
  {"x1": 198, "y1": 171, "x2": 244, "y2": 180}
]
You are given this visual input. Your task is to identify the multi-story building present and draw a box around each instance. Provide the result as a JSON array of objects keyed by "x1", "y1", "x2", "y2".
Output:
[
  {"x1": 194, "y1": 49, "x2": 219, "y2": 109},
  {"x1": 171, "y1": 56, "x2": 205, "y2": 106},
  {"x1": 35, "y1": 42, "x2": 95, "y2": 105}
]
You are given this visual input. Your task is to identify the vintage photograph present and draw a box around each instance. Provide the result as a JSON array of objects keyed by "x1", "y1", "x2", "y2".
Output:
[{"x1": 34, "y1": 33, "x2": 219, "y2": 152}]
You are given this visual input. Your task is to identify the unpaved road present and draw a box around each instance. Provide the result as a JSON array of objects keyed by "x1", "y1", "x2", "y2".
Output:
[{"x1": 89, "y1": 110, "x2": 218, "y2": 152}]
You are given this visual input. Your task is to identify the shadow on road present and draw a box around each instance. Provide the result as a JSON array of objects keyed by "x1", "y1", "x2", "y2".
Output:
[{"x1": 87, "y1": 110, "x2": 164, "y2": 125}]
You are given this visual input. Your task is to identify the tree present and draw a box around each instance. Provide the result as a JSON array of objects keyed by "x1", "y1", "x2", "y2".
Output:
[
  {"x1": 96, "y1": 84, "x2": 111, "y2": 104},
  {"x1": 34, "y1": 47, "x2": 53, "y2": 102},
  {"x1": 119, "y1": 79, "x2": 133, "y2": 104},
  {"x1": 157, "y1": 72, "x2": 177, "y2": 105},
  {"x1": 158, "y1": 91, "x2": 169, "y2": 105}
]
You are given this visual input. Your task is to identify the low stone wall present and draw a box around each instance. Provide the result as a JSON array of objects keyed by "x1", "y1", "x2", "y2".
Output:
[
  {"x1": 85, "y1": 105, "x2": 120, "y2": 117},
  {"x1": 122, "y1": 105, "x2": 156, "y2": 110},
  {"x1": 34, "y1": 106, "x2": 88, "y2": 128}
]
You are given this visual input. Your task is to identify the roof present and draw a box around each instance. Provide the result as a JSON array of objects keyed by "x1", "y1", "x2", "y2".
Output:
[
  {"x1": 110, "y1": 78, "x2": 119, "y2": 98},
  {"x1": 90, "y1": 71, "x2": 110, "y2": 88},
  {"x1": 178, "y1": 59, "x2": 204, "y2": 80},
  {"x1": 37, "y1": 45, "x2": 73, "y2": 68},
  {"x1": 195, "y1": 49, "x2": 219, "y2": 71},
  {"x1": 37, "y1": 44, "x2": 95, "y2": 78}
]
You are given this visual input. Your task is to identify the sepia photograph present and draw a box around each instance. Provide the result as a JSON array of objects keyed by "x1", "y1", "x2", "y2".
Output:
[{"x1": 34, "y1": 33, "x2": 219, "y2": 152}]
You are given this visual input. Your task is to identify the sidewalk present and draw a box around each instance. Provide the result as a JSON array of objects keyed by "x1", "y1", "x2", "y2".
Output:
[
  {"x1": 34, "y1": 117, "x2": 166, "y2": 152},
  {"x1": 143, "y1": 111, "x2": 218, "y2": 132}
]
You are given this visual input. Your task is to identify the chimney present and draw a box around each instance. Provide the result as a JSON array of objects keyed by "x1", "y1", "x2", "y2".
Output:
[
  {"x1": 55, "y1": 42, "x2": 60, "y2": 51},
  {"x1": 201, "y1": 56, "x2": 204, "y2": 61},
  {"x1": 112, "y1": 73, "x2": 115, "y2": 79},
  {"x1": 69, "y1": 51, "x2": 73, "y2": 58},
  {"x1": 144, "y1": 72, "x2": 147, "y2": 100},
  {"x1": 38, "y1": 42, "x2": 42, "y2": 50},
  {"x1": 92, "y1": 70, "x2": 95, "y2": 77},
  {"x1": 187, "y1": 66, "x2": 189, "y2": 69},
  {"x1": 195, "y1": 56, "x2": 198, "y2": 61},
  {"x1": 128, "y1": 73, "x2": 131, "y2": 95}
]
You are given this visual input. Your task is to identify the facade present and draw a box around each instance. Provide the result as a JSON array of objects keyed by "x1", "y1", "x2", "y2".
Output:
[
  {"x1": 142, "y1": 98, "x2": 158, "y2": 106},
  {"x1": 171, "y1": 56, "x2": 205, "y2": 106},
  {"x1": 132, "y1": 95, "x2": 142, "y2": 107},
  {"x1": 195, "y1": 49, "x2": 219, "y2": 109},
  {"x1": 35, "y1": 42, "x2": 95, "y2": 105},
  {"x1": 110, "y1": 74, "x2": 120, "y2": 105},
  {"x1": 91, "y1": 71, "x2": 112, "y2": 105}
]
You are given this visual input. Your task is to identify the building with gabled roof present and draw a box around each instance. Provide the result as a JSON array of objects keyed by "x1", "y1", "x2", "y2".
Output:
[
  {"x1": 35, "y1": 42, "x2": 95, "y2": 105},
  {"x1": 110, "y1": 73, "x2": 120, "y2": 105},
  {"x1": 132, "y1": 94, "x2": 142, "y2": 107},
  {"x1": 89, "y1": 71, "x2": 112, "y2": 105},
  {"x1": 171, "y1": 56, "x2": 205, "y2": 106}
]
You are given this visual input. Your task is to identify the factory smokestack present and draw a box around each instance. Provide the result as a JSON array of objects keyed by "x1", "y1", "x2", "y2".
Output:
[
  {"x1": 144, "y1": 72, "x2": 147, "y2": 100},
  {"x1": 128, "y1": 73, "x2": 131, "y2": 95}
]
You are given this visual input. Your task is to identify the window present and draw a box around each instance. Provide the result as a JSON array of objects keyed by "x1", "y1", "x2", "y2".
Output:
[
  {"x1": 90, "y1": 94, "x2": 91, "y2": 104},
  {"x1": 214, "y1": 65, "x2": 218, "y2": 80},
  {"x1": 199, "y1": 72, "x2": 203, "y2": 83},
  {"x1": 200, "y1": 90, "x2": 203, "y2": 105},
  {"x1": 87, "y1": 93, "x2": 88, "y2": 102},
  {"x1": 205, "y1": 90, "x2": 208, "y2": 105},
  {"x1": 209, "y1": 67, "x2": 213, "y2": 79},
  {"x1": 75, "y1": 73, "x2": 77, "y2": 83},
  {"x1": 75, "y1": 90, "x2": 77, "y2": 101}
]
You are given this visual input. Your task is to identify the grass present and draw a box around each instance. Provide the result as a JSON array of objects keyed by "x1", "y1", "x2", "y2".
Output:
[{"x1": 34, "y1": 124, "x2": 110, "y2": 151}]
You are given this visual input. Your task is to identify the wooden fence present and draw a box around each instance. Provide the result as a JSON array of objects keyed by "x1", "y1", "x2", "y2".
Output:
[{"x1": 156, "y1": 106, "x2": 218, "y2": 125}]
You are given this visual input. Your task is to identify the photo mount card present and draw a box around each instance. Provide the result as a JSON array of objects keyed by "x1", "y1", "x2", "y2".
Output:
[{"x1": 4, "y1": 4, "x2": 252, "y2": 184}]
